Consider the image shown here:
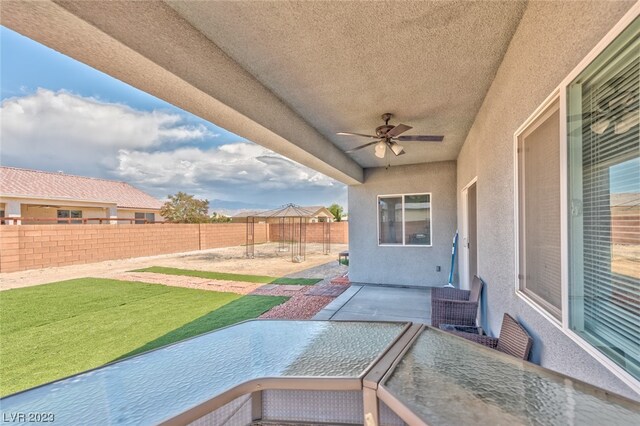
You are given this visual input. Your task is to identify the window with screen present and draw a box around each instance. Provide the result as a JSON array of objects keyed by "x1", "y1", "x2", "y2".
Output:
[
  {"x1": 378, "y1": 194, "x2": 431, "y2": 246},
  {"x1": 57, "y1": 209, "x2": 82, "y2": 224},
  {"x1": 135, "y1": 212, "x2": 155, "y2": 224},
  {"x1": 567, "y1": 18, "x2": 639, "y2": 381},
  {"x1": 516, "y1": 98, "x2": 562, "y2": 320}
]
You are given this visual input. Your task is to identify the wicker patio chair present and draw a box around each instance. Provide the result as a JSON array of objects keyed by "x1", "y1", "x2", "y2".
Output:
[
  {"x1": 430, "y1": 276, "x2": 483, "y2": 328},
  {"x1": 444, "y1": 313, "x2": 533, "y2": 360}
]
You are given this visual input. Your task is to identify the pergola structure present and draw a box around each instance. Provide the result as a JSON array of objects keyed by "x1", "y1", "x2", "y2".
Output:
[{"x1": 246, "y1": 204, "x2": 330, "y2": 262}]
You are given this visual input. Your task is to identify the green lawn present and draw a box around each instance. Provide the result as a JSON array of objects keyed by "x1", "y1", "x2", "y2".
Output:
[
  {"x1": 0, "y1": 278, "x2": 287, "y2": 396},
  {"x1": 133, "y1": 266, "x2": 323, "y2": 285}
]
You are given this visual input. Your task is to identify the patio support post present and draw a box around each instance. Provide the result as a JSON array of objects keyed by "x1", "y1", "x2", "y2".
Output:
[
  {"x1": 5, "y1": 200, "x2": 21, "y2": 225},
  {"x1": 107, "y1": 206, "x2": 118, "y2": 225}
]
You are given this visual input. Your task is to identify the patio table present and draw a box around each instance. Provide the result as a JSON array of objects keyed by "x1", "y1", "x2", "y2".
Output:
[
  {"x1": 2, "y1": 321, "x2": 639, "y2": 425},
  {"x1": 379, "y1": 327, "x2": 640, "y2": 426},
  {"x1": 0, "y1": 321, "x2": 406, "y2": 425}
]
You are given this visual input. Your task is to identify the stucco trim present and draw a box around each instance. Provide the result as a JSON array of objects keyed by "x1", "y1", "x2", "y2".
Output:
[
  {"x1": 512, "y1": 89, "x2": 563, "y2": 328},
  {"x1": 460, "y1": 176, "x2": 478, "y2": 291}
]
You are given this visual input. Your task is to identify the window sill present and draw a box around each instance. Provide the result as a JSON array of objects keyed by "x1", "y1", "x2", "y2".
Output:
[
  {"x1": 515, "y1": 289, "x2": 640, "y2": 393},
  {"x1": 515, "y1": 289, "x2": 563, "y2": 330},
  {"x1": 378, "y1": 244, "x2": 433, "y2": 248}
]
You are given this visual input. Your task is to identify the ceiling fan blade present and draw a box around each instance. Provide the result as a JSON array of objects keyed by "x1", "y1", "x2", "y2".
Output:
[
  {"x1": 395, "y1": 135, "x2": 444, "y2": 142},
  {"x1": 337, "y1": 132, "x2": 378, "y2": 139},
  {"x1": 386, "y1": 123, "x2": 412, "y2": 138},
  {"x1": 345, "y1": 140, "x2": 380, "y2": 153}
]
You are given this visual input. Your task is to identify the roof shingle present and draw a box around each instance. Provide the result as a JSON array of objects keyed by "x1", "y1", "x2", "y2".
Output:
[{"x1": 0, "y1": 167, "x2": 163, "y2": 210}]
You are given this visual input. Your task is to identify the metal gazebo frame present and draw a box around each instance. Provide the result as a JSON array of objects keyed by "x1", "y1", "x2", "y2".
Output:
[{"x1": 245, "y1": 204, "x2": 331, "y2": 262}]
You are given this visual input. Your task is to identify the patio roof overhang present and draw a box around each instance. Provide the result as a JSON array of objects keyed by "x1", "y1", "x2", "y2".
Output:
[{"x1": 1, "y1": 0, "x2": 527, "y2": 183}]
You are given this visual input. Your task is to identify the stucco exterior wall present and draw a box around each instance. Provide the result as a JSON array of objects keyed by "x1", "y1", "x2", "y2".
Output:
[
  {"x1": 456, "y1": 1, "x2": 637, "y2": 399},
  {"x1": 117, "y1": 209, "x2": 161, "y2": 222},
  {"x1": 0, "y1": 198, "x2": 162, "y2": 223},
  {"x1": 21, "y1": 205, "x2": 108, "y2": 224},
  {"x1": 348, "y1": 161, "x2": 456, "y2": 287}
]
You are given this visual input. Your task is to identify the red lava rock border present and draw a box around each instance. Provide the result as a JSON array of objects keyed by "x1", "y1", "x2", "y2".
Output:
[{"x1": 259, "y1": 294, "x2": 335, "y2": 320}]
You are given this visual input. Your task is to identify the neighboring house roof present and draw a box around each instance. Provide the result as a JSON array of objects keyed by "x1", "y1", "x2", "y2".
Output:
[
  {"x1": 232, "y1": 210, "x2": 263, "y2": 218},
  {"x1": 0, "y1": 167, "x2": 164, "y2": 210},
  {"x1": 233, "y1": 204, "x2": 334, "y2": 219}
]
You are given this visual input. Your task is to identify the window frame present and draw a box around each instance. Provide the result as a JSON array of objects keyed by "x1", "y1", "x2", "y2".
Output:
[
  {"x1": 135, "y1": 212, "x2": 155, "y2": 224},
  {"x1": 514, "y1": 92, "x2": 563, "y2": 326},
  {"x1": 512, "y1": 5, "x2": 640, "y2": 393},
  {"x1": 57, "y1": 209, "x2": 83, "y2": 224},
  {"x1": 376, "y1": 192, "x2": 433, "y2": 247}
]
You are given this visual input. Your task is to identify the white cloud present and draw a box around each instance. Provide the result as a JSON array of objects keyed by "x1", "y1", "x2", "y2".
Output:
[
  {"x1": 115, "y1": 143, "x2": 340, "y2": 201},
  {"x1": 0, "y1": 89, "x2": 213, "y2": 173},
  {"x1": 0, "y1": 89, "x2": 346, "y2": 207}
]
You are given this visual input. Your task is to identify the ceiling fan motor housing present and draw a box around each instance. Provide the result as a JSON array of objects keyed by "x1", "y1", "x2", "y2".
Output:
[{"x1": 376, "y1": 124, "x2": 395, "y2": 137}]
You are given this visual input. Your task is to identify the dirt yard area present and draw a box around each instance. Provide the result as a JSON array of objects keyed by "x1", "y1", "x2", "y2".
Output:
[{"x1": 0, "y1": 243, "x2": 348, "y2": 291}]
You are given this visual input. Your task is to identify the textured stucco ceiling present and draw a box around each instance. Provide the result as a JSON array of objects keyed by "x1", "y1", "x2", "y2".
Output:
[
  {"x1": 167, "y1": 0, "x2": 527, "y2": 168},
  {"x1": 2, "y1": 0, "x2": 527, "y2": 183},
  {"x1": 1, "y1": 0, "x2": 364, "y2": 184}
]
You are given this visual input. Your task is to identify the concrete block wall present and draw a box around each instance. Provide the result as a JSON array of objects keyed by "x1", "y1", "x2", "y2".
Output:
[
  {"x1": 199, "y1": 223, "x2": 268, "y2": 249},
  {"x1": 0, "y1": 226, "x2": 20, "y2": 273},
  {"x1": 0, "y1": 224, "x2": 200, "y2": 272},
  {"x1": 267, "y1": 222, "x2": 348, "y2": 244},
  {"x1": 0, "y1": 222, "x2": 348, "y2": 273}
]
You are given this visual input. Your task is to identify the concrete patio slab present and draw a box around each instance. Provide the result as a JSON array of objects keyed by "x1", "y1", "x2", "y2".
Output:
[
  {"x1": 314, "y1": 284, "x2": 432, "y2": 324},
  {"x1": 312, "y1": 285, "x2": 362, "y2": 320}
]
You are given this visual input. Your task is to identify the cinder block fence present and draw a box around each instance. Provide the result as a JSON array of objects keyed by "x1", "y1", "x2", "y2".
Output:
[{"x1": 0, "y1": 222, "x2": 348, "y2": 273}]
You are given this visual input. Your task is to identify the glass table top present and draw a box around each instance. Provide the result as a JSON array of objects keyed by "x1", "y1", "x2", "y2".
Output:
[
  {"x1": 383, "y1": 328, "x2": 640, "y2": 425},
  {"x1": 1, "y1": 320, "x2": 405, "y2": 425}
]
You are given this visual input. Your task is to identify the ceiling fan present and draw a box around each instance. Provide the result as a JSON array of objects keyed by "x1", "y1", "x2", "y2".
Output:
[{"x1": 337, "y1": 113, "x2": 444, "y2": 158}]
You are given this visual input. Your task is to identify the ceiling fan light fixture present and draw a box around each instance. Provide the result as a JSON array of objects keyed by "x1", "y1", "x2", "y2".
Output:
[
  {"x1": 614, "y1": 111, "x2": 639, "y2": 134},
  {"x1": 390, "y1": 143, "x2": 405, "y2": 156},
  {"x1": 591, "y1": 117, "x2": 610, "y2": 135},
  {"x1": 374, "y1": 140, "x2": 386, "y2": 158}
]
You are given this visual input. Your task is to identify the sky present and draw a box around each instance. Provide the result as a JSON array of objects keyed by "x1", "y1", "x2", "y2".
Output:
[{"x1": 0, "y1": 26, "x2": 347, "y2": 213}]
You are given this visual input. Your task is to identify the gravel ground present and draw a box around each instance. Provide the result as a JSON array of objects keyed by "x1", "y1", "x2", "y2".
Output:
[
  {"x1": 106, "y1": 272, "x2": 264, "y2": 295},
  {"x1": 259, "y1": 295, "x2": 335, "y2": 320},
  {"x1": 282, "y1": 261, "x2": 348, "y2": 286},
  {"x1": 0, "y1": 242, "x2": 348, "y2": 291},
  {"x1": 2, "y1": 244, "x2": 350, "y2": 320},
  {"x1": 249, "y1": 284, "x2": 308, "y2": 297},
  {"x1": 105, "y1": 263, "x2": 350, "y2": 321}
]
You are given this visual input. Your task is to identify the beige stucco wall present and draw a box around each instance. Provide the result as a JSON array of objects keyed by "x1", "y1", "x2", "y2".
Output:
[
  {"x1": 349, "y1": 161, "x2": 456, "y2": 287},
  {"x1": 118, "y1": 209, "x2": 161, "y2": 222},
  {"x1": 456, "y1": 1, "x2": 637, "y2": 399},
  {"x1": 0, "y1": 197, "x2": 161, "y2": 224},
  {"x1": 21, "y1": 205, "x2": 108, "y2": 224}
]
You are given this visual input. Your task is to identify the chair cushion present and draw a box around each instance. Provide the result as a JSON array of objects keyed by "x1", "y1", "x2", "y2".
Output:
[{"x1": 496, "y1": 313, "x2": 533, "y2": 360}]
